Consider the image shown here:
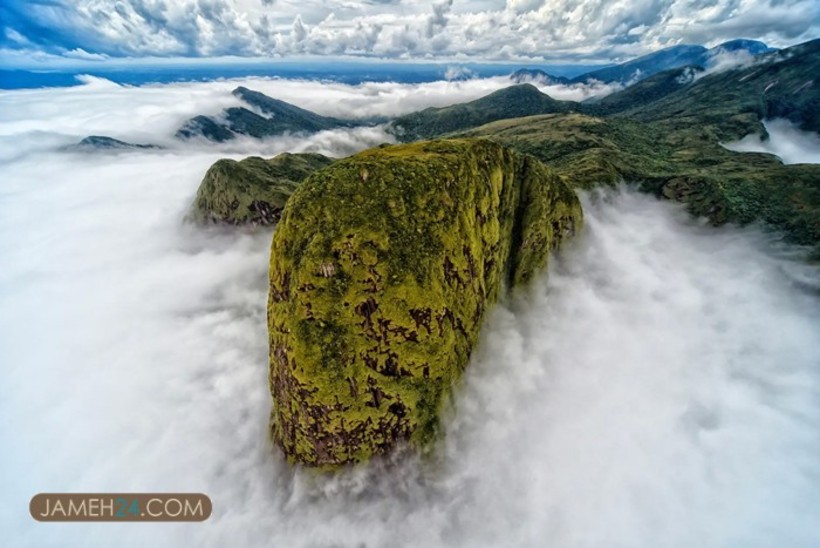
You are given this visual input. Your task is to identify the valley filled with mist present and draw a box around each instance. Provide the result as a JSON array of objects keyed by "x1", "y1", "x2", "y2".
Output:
[{"x1": 2, "y1": 67, "x2": 820, "y2": 546}]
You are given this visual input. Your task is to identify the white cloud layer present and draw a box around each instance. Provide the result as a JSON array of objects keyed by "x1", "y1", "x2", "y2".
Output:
[
  {"x1": 723, "y1": 119, "x2": 820, "y2": 164},
  {"x1": 0, "y1": 74, "x2": 622, "y2": 163},
  {"x1": 2, "y1": 79, "x2": 820, "y2": 547},
  {"x1": 2, "y1": 0, "x2": 818, "y2": 62}
]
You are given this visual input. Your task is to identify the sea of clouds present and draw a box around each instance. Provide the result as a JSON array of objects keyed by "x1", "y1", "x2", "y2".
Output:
[
  {"x1": 1, "y1": 76, "x2": 819, "y2": 548},
  {"x1": 0, "y1": 72, "x2": 630, "y2": 164}
]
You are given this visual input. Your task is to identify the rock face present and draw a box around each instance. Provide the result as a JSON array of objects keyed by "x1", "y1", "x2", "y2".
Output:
[
  {"x1": 267, "y1": 139, "x2": 582, "y2": 466},
  {"x1": 188, "y1": 152, "x2": 334, "y2": 225}
]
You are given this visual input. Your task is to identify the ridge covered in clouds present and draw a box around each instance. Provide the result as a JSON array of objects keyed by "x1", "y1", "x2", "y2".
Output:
[
  {"x1": 0, "y1": 74, "x2": 624, "y2": 162},
  {"x1": 1, "y1": 0, "x2": 818, "y2": 62}
]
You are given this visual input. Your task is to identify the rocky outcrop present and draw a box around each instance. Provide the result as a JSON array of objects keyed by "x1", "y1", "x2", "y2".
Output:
[
  {"x1": 188, "y1": 152, "x2": 334, "y2": 225},
  {"x1": 267, "y1": 139, "x2": 582, "y2": 467}
]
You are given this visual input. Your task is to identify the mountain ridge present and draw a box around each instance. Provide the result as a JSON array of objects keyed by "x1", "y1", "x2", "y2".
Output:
[
  {"x1": 391, "y1": 83, "x2": 576, "y2": 140},
  {"x1": 511, "y1": 39, "x2": 776, "y2": 87},
  {"x1": 390, "y1": 37, "x2": 820, "y2": 256},
  {"x1": 175, "y1": 86, "x2": 359, "y2": 142},
  {"x1": 393, "y1": 38, "x2": 818, "y2": 143}
]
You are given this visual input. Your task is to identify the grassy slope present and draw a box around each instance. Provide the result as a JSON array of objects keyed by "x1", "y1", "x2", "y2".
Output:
[
  {"x1": 456, "y1": 113, "x2": 820, "y2": 256},
  {"x1": 393, "y1": 39, "x2": 818, "y2": 143},
  {"x1": 624, "y1": 39, "x2": 820, "y2": 138},
  {"x1": 398, "y1": 39, "x2": 820, "y2": 256},
  {"x1": 391, "y1": 84, "x2": 575, "y2": 141}
]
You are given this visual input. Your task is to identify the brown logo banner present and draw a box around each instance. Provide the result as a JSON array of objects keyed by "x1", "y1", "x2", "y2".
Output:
[{"x1": 30, "y1": 493, "x2": 212, "y2": 522}]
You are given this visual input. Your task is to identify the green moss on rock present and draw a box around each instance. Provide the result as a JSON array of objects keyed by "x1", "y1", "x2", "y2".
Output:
[
  {"x1": 188, "y1": 152, "x2": 334, "y2": 225},
  {"x1": 268, "y1": 139, "x2": 582, "y2": 467}
]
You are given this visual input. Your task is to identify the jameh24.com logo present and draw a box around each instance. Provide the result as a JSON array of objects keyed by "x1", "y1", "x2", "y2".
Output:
[{"x1": 30, "y1": 493, "x2": 211, "y2": 522}]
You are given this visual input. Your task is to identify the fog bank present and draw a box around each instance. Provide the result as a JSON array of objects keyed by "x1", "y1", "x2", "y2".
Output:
[
  {"x1": 723, "y1": 119, "x2": 820, "y2": 164},
  {"x1": 3, "y1": 176, "x2": 819, "y2": 546}
]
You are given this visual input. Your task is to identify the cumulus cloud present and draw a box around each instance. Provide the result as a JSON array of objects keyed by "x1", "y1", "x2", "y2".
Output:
[
  {"x1": 3, "y1": 74, "x2": 820, "y2": 548},
  {"x1": 1, "y1": 0, "x2": 818, "y2": 62}
]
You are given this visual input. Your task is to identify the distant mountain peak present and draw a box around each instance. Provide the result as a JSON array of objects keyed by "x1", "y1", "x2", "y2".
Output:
[
  {"x1": 710, "y1": 39, "x2": 775, "y2": 55},
  {"x1": 176, "y1": 86, "x2": 356, "y2": 142},
  {"x1": 567, "y1": 40, "x2": 774, "y2": 86},
  {"x1": 494, "y1": 82, "x2": 545, "y2": 96},
  {"x1": 390, "y1": 82, "x2": 573, "y2": 140},
  {"x1": 65, "y1": 135, "x2": 161, "y2": 152},
  {"x1": 510, "y1": 69, "x2": 571, "y2": 85}
]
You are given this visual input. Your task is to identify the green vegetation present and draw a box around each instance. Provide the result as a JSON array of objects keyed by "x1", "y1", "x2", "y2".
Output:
[
  {"x1": 188, "y1": 152, "x2": 334, "y2": 225},
  {"x1": 268, "y1": 140, "x2": 582, "y2": 466},
  {"x1": 594, "y1": 67, "x2": 696, "y2": 113},
  {"x1": 391, "y1": 84, "x2": 575, "y2": 141},
  {"x1": 456, "y1": 113, "x2": 820, "y2": 256},
  {"x1": 455, "y1": 114, "x2": 667, "y2": 187},
  {"x1": 392, "y1": 40, "x2": 819, "y2": 144},
  {"x1": 625, "y1": 39, "x2": 820, "y2": 137},
  {"x1": 393, "y1": 38, "x2": 820, "y2": 256}
]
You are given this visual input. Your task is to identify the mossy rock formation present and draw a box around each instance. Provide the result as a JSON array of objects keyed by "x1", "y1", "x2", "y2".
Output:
[
  {"x1": 268, "y1": 139, "x2": 582, "y2": 467},
  {"x1": 188, "y1": 152, "x2": 334, "y2": 225}
]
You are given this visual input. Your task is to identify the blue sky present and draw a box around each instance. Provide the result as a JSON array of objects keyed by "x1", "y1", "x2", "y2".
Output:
[{"x1": 2, "y1": 0, "x2": 819, "y2": 66}]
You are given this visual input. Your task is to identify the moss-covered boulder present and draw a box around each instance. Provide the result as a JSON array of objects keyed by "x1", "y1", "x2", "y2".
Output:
[
  {"x1": 268, "y1": 139, "x2": 582, "y2": 467},
  {"x1": 188, "y1": 152, "x2": 334, "y2": 225}
]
